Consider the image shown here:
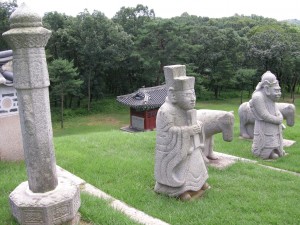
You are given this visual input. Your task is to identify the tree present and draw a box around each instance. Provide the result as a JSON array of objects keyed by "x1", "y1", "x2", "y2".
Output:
[
  {"x1": 43, "y1": 12, "x2": 80, "y2": 61},
  {"x1": 248, "y1": 28, "x2": 291, "y2": 81},
  {"x1": 112, "y1": 4, "x2": 155, "y2": 37},
  {"x1": 232, "y1": 68, "x2": 257, "y2": 103},
  {"x1": 48, "y1": 59, "x2": 83, "y2": 128},
  {"x1": 42, "y1": 10, "x2": 300, "y2": 102},
  {"x1": 0, "y1": 0, "x2": 17, "y2": 50},
  {"x1": 135, "y1": 18, "x2": 196, "y2": 86}
]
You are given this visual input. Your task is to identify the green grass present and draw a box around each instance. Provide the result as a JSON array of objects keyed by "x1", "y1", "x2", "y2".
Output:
[
  {"x1": 80, "y1": 193, "x2": 140, "y2": 225},
  {"x1": 52, "y1": 125, "x2": 300, "y2": 224},
  {"x1": 2, "y1": 97, "x2": 300, "y2": 224},
  {"x1": 0, "y1": 162, "x2": 26, "y2": 225}
]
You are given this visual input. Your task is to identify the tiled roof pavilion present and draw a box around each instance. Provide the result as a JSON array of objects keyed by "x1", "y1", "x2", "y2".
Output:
[{"x1": 116, "y1": 85, "x2": 167, "y2": 111}]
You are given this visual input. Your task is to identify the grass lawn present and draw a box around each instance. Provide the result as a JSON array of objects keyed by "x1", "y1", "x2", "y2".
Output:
[{"x1": 1, "y1": 97, "x2": 300, "y2": 224}]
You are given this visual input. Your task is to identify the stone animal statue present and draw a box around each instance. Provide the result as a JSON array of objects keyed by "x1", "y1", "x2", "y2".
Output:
[
  {"x1": 197, "y1": 109, "x2": 234, "y2": 160},
  {"x1": 238, "y1": 102, "x2": 295, "y2": 139}
]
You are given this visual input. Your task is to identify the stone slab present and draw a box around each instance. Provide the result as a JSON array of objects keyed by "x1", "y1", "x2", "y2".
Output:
[
  {"x1": 239, "y1": 137, "x2": 296, "y2": 148},
  {"x1": 0, "y1": 113, "x2": 24, "y2": 161},
  {"x1": 56, "y1": 165, "x2": 86, "y2": 188},
  {"x1": 208, "y1": 154, "x2": 236, "y2": 169},
  {"x1": 283, "y1": 139, "x2": 296, "y2": 147}
]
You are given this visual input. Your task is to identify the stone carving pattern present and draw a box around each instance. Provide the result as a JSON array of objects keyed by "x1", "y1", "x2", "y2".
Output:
[
  {"x1": 23, "y1": 209, "x2": 44, "y2": 223},
  {"x1": 13, "y1": 49, "x2": 49, "y2": 89},
  {"x1": 22, "y1": 94, "x2": 35, "y2": 136},
  {"x1": 53, "y1": 203, "x2": 71, "y2": 222},
  {"x1": 4, "y1": 31, "x2": 51, "y2": 49}
]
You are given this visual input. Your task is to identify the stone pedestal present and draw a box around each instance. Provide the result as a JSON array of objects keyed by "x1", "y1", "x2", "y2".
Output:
[{"x1": 10, "y1": 177, "x2": 80, "y2": 225}]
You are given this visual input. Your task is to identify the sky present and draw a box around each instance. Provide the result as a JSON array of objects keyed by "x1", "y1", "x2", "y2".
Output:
[{"x1": 5, "y1": 0, "x2": 300, "y2": 21}]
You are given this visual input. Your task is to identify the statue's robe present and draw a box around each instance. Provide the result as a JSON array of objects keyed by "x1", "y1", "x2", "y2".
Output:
[
  {"x1": 154, "y1": 100, "x2": 208, "y2": 197},
  {"x1": 249, "y1": 91, "x2": 283, "y2": 159}
]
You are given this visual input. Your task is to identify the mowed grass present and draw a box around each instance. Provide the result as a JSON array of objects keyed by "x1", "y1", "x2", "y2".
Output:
[{"x1": 1, "y1": 97, "x2": 300, "y2": 224}]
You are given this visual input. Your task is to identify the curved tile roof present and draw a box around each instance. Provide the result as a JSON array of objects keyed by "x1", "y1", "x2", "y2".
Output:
[{"x1": 117, "y1": 85, "x2": 167, "y2": 110}]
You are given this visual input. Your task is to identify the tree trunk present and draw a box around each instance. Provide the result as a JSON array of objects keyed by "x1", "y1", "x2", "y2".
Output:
[
  {"x1": 156, "y1": 62, "x2": 163, "y2": 86},
  {"x1": 240, "y1": 90, "x2": 243, "y2": 104},
  {"x1": 87, "y1": 73, "x2": 91, "y2": 111},
  {"x1": 54, "y1": 97, "x2": 57, "y2": 107},
  {"x1": 214, "y1": 87, "x2": 218, "y2": 99},
  {"x1": 61, "y1": 92, "x2": 64, "y2": 129},
  {"x1": 291, "y1": 76, "x2": 298, "y2": 103},
  {"x1": 69, "y1": 95, "x2": 73, "y2": 108},
  {"x1": 77, "y1": 97, "x2": 81, "y2": 107}
]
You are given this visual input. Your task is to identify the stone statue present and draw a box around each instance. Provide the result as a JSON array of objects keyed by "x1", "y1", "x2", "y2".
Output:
[
  {"x1": 249, "y1": 71, "x2": 285, "y2": 159},
  {"x1": 197, "y1": 109, "x2": 234, "y2": 160},
  {"x1": 238, "y1": 101, "x2": 295, "y2": 139},
  {"x1": 154, "y1": 65, "x2": 209, "y2": 201}
]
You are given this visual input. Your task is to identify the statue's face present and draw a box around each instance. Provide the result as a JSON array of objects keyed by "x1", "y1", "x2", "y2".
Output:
[
  {"x1": 175, "y1": 89, "x2": 196, "y2": 110},
  {"x1": 268, "y1": 84, "x2": 281, "y2": 101}
]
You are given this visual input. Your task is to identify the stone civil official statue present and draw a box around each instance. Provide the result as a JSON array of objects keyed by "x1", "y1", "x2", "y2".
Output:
[
  {"x1": 154, "y1": 65, "x2": 209, "y2": 201},
  {"x1": 249, "y1": 71, "x2": 285, "y2": 159}
]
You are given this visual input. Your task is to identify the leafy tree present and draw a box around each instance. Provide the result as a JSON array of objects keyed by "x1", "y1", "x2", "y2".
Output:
[
  {"x1": 232, "y1": 68, "x2": 257, "y2": 103},
  {"x1": 75, "y1": 10, "x2": 134, "y2": 109},
  {"x1": 112, "y1": 4, "x2": 155, "y2": 37},
  {"x1": 248, "y1": 28, "x2": 290, "y2": 79},
  {"x1": 40, "y1": 10, "x2": 300, "y2": 102},
  {"x1": 0, "y1": 0, "x2": 17, "y2": 50},
  {"x1": 135, "y1": 18, "x2": 197, "y2": 86},
  {"x1": 282, "y1": 56, "x2": 300, "y2": 102},
  {"x1": 48, "y1": 58, "x2": 83, "y2": 128},
  {"x1": 43, "y1": 12, "x2": 80, "y2": 61},
  {"x1": 189, "y1": 25, "x2": 243, "y2": 97}
]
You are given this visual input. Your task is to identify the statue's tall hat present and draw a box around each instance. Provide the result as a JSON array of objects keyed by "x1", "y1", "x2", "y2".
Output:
[{"x1": 163, "y1": 65, "x2": 194, "y2": 91}]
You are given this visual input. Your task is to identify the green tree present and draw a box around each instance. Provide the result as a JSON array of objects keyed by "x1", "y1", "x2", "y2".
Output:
[
  {"x1": 135, "y1": 18, "x2": 196, "y2": 86},
  {"x1": 75, "y1": 10, "x2": 134, "y2": 109},
  {"x1": 0, "y1": 0, "x2": 17, "y2": 50},
  {"x1": 189, "y1": 25, "x2": 243, "y2": 97},
  {"x1": 48, "y1": 59, "x2": 83, "y2": 128},
  {"x1": 248, "y1": 28, "x2": 291, "y2": 81},
  {"x1": 112, "y1": 4, "x2": 155, "y2": 37},
  {"x1": 232, "y1": 68, "x2": 257, "y2": 103},
  {"x1": 43, "y1": 12, "x2": 80, "y2": 62}
]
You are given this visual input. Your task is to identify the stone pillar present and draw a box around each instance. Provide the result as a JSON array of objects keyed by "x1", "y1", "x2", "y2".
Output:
[{"x1": 3, "y1": 3, "x2": 80, "y2": 225}]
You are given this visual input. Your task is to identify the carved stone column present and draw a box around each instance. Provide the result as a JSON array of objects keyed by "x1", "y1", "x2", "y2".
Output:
[{"x1": 3, "y1": 3, "x2": 80, "y2": 224}]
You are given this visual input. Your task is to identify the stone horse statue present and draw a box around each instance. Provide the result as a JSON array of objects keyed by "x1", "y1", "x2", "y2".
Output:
[
  {"x1": 238, "y1": 102, "x2": 295, "y2": 139},
  {"x1": 197, "y1": 109, "x2": 234, "y2": 160}
]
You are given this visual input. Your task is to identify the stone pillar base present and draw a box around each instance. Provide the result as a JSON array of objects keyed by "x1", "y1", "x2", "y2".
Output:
[{"x1": 9, "y1": 177, "x2": 80, "y2": 225}]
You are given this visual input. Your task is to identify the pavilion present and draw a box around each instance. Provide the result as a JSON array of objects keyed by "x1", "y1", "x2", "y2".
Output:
[{"x1": 117, "y1": 85, "x2": 167, "y2": 131}]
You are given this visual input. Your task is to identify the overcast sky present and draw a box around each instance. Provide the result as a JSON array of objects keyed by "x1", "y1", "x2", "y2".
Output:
[{"x1": 6, "y1": 0, "x2": 300, "y2": 21}]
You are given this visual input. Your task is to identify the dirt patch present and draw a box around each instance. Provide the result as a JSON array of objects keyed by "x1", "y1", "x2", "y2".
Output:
[
  {"x1": 208, "y1": 155, "x2": 236, "y2": 169},
  {"x1": 79, "y1": 220, "x2": 93, "y2": 225},
  {"x1": 85, "y1": 115, "x2": 122, "y2": 126}
]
